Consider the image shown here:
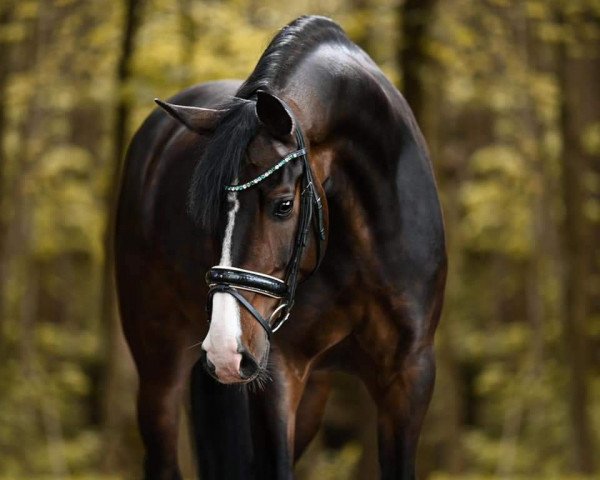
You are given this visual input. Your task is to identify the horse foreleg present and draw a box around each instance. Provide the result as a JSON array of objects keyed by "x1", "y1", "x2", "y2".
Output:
[
  {"x1": 129, "y1": 322, "x2": 196, "y2": 480},
  {"x1": 294, "y1": 371, "x2": 332, "y2": 461},
  {"x1": 137, "y1": 367, "x2": 189, "y2": 480},
  {"x1": 373, "y1": 347, "x2": 436, "y2": 480}
]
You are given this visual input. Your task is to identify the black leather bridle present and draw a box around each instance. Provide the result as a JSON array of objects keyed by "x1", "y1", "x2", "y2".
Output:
[{"x1": 205, "y1": 119, "x2": 326, "y2": 339}]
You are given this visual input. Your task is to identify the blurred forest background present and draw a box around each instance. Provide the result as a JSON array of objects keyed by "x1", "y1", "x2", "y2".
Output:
[{"x1": 0, "y1": 0, "x2": 599, "y2": 479}]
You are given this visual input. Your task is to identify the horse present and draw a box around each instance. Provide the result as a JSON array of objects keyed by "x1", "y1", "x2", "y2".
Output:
[{"x1": 115, "y1": 15, "x2": 446, "y2": 480}]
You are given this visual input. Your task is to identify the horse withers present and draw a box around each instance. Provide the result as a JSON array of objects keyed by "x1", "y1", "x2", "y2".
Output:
[{"x1": 115, "y1": 15, "x2": 446, "y2": 480}]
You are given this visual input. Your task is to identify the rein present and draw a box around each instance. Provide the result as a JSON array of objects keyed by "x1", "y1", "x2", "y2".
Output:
[{"x1": 205, "y1": 119, "x2": 326, "y2": 339}]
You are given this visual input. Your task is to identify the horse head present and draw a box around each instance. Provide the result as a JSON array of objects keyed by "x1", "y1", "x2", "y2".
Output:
[{"x1": 157, "y1": 90, "x2": 328, "y2": 384}]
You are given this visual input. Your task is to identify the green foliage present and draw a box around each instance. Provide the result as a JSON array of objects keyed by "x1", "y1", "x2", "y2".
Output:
[
  {"x1": 31, "y1": 146, "x2": 104, "y2": 260},
  {"x1": 460, "y1": 145, "x2": 532, "y2": 257}
]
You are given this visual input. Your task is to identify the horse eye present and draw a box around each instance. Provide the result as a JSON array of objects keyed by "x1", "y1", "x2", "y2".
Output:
[{"x1": 274, "y1": 199, "x2": 293, "y2": 218}]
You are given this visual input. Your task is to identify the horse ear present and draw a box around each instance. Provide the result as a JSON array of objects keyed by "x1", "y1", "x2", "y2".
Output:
[
  {"x1": 255, "y1": 91, "x2": 295, "y2": 138},
  {"x1": 154, "y1": 99, "x2": 225, "y2": 133}
]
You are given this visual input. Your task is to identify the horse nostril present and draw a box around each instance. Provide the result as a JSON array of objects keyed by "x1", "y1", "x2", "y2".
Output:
[{"x1": 239, "y1": 351, "x2": 259, "y2": 380}]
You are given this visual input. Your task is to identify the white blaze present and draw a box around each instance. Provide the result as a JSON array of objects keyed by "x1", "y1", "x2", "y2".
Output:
[{"x1": 202, "y1": 192, "x2": 243, "y2": 382}]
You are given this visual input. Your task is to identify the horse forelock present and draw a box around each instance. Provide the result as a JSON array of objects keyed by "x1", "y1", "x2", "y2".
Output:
[{"x1": 187, "y1": 98, "x2": 259, "y2": 231}]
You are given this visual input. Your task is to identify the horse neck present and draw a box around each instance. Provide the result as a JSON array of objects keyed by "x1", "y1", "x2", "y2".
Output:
[
  {"x1": 289, "y1": 65, "x2": 409, "y2": 227},
  {"x1": 284, "y1": 60, "x2": 445, "y2": 285}
]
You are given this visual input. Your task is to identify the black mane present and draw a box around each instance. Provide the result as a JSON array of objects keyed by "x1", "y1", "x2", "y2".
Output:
[
  {"x1": 236, "y1": 15, "x2": 346, "y2": 98},
  {"x1": 187, "y1": 16, "x2": 349, "y2": 230}
]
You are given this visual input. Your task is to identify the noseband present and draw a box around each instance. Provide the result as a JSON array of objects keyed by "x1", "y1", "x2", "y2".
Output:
[{"x1": 205, "y1": 115, "x2": 326, "y2": 339}]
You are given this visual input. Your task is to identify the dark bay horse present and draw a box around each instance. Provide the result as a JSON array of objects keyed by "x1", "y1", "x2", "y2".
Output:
[{"x1": 115, "y1": 15, "x2": 446, "y2": 480}]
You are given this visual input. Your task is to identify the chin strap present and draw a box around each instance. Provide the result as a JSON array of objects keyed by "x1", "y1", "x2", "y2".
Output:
[{"x1": 205, "y1": 120, "x2": 326, "y2": 337}]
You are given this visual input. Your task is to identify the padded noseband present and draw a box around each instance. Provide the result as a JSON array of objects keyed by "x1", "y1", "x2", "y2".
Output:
[{"x1": 206, "y1": 267, "x2": 288, "y2": 299}]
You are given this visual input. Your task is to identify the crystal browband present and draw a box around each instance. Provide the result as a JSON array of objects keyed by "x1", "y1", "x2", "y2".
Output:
[{"x1": 224, "y1": 148, "x2": 307, "y2": 192}]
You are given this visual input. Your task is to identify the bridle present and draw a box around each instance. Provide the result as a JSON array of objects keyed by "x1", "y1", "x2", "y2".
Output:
[{"x1": 205, "y1": 113, "x2": 326, "y2": 339}]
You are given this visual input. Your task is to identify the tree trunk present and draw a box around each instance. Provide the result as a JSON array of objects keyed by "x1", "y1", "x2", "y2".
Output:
[
  {"x1": 558, "y1": 11, "x2": 598, "y2": 475},
  {"x1": 100, "y1": 0, "x2": 145, "y2": 472},
  {"x1": 497, "y1": 9, "x2": 552, "y2": 477},
  {"x1": 398, "y1": 0, "x2": 437, "y2": 126},
  {"x1": 177, "y1": 0, "x2": 196, "y2": 88},
  {"x1": 0, "y1": 2, "x2": 14, "y2": 328}
]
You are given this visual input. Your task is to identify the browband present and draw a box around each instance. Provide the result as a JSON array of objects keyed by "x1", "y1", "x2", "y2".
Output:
[{"x1": 224, "y1": 149, "x2": 307, "y2": 192}]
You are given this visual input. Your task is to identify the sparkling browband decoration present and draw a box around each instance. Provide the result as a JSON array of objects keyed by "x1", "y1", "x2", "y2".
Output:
[{"x1": 224, "y1": 148, "x2": 307, "y2": 192}]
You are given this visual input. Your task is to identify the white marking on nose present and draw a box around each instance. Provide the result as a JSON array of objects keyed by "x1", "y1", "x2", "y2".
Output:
[
  {"x1": 202, "y1": 192, "x2": 243, "y2": 382},
  {"x1": 219, "y1": 191, "x2": 239, "y2": 267}
]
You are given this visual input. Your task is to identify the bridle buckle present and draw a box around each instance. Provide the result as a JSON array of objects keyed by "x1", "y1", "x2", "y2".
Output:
[{"x1": 271, "y1": 308, "x2": 291, "y2": 333}]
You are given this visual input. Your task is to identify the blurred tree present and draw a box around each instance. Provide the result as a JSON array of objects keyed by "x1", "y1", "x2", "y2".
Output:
[
  {"x1": 0, "y1": 1, "x2": 13, "y2": 327},
  {"x1": 177, "y1": 0, "x2": 196, "y2": 88},
  {"x1": 398, "y1": 0, "x2": 436, "y2": 126},
  {"x1": 558, "y1": 4, "x2": 599, "y2": 474},
  {"x1": 100, "y1": 0, "x2": 146, "y2": 473}
]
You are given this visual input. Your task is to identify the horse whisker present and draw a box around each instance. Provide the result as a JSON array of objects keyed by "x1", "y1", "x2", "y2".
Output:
[{"x1": 187, "y1": 340, "x2": 203, "y2": 350}]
